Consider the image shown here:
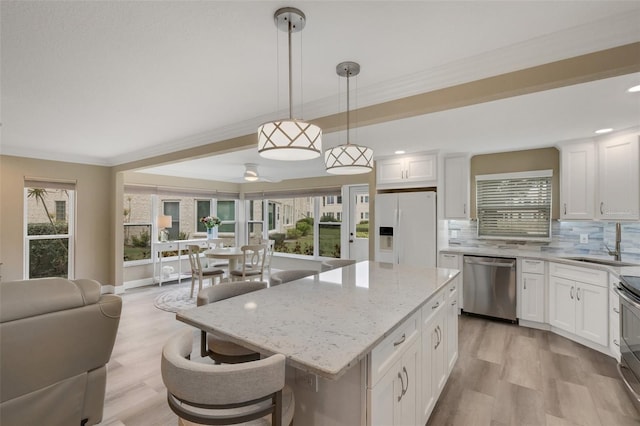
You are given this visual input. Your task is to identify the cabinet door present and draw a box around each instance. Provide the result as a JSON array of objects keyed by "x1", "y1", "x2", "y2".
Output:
[
  {"x1": 446, "y1": 288, "x2": 459, "y2": 373},
  {"x1": 575, "y1": 282, "x2": 608, "y2": 346},
  {"x1": 549, "y1": 276, "x2": 576, "y2": 333},
  {"x1": 443, "y1": 155, "x2": 470, "y2": 219},
  {"x1": 597, "y1": 135, "x2": 640, "y2": 220},
  {"x1": 521, "y1": 272, "x2": 545, "y2": 323},
  {"x1": 439, "y1": 253, "x2": 463, "y2": 309},
  {"x1": 560, "y1": 142, "x2": 595, "y2": 219},
  {"x1": 610, "y1": 288, "x2": 621, "y2": 360},
  {"x1": 370, "y1": 359, "x2": 402, "y2": 426},
  {"x1": 405, "y1": 154, "x2": 437, "y2": 184},
  {"x1": 377, "y1": 158, "x2": 406, "y2": 185},
  {"x1": 432, "y1": 308, "x2": 447, "y2": 398},
  {"x1": 399, "y1": 340, "x2": 420, "y2": 426},
  {"x1": 420, "y1": 309, "x2": 438, "y2": 424}
]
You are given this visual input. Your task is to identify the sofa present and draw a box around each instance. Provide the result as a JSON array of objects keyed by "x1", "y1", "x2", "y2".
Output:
[{"x1": 0, "y1": 277, "x2": 122, "y2": 425}]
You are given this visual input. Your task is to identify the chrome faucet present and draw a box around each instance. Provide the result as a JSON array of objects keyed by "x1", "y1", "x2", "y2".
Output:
[{"x1": 606, "y1": 222, "x2": 622, "y2": 261}]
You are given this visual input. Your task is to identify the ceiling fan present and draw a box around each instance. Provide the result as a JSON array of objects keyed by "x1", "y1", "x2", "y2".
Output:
[{"x1": 236, "y1": 163, "x2": 280, "y2": 183}]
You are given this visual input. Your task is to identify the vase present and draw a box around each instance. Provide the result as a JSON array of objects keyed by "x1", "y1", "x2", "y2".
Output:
[{"x1": 206, "y1": 227, "x2": 217, "y2": 239}]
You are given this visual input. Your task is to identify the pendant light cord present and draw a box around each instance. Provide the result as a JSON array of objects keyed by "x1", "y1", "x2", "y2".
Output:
[
  {"x1": 288, "y1": 18, "x2": 293, "y2": 120},
  {"x1": 346, "y1": 69, "x2": 351, "y2": 145}
]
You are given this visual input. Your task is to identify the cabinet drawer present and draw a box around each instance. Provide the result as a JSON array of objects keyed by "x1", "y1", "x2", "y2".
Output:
[
  {"x1": 522, "y1": 258, "x2": 545, "y2": 274},
  {"x1": 421, "y1": 290, "x2": 446, "y2": 328},
  {"x1": 549, "y1": 262, "x2": 607, "y2": 287},
  {"x1": 156, "y1": 242, "x2": 178, "y2": 252},
  {"x1": 370, "y1": 310, "x2": 420, "y2": 386}
]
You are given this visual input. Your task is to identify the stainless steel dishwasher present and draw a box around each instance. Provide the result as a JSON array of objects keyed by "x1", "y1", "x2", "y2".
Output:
[{"x1": 463, "y1": 256, "x2": 517, "y2": 322}]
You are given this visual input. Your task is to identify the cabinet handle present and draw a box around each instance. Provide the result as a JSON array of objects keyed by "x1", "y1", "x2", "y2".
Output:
[
  {"x1": 434, "y1": 327, "x2": 439, "y2": 349},
  {"x1": 524, "y1": 278, "x2": 527, "y2": 290},
  {"x1": 450, "y1": 286, "x2": 456, "y2": 292},
  {"x1": 564, "y1": 203, "x2": 567, "y2": 215},
  {"x1": 432, "y1": 301, "x2": 440, "y2": 310},
  {"x1": 393, "y1": 333, "x2": 406, "y2": 347},
  {"x1": 402, "y1": 367, "x2": 409, "y2": 397},
  {"x1": 576, "y1": 287, "x2": 581, "y2": 301},
  {"x1": 614, "y1": 307, "x2": 620, "y2": 314},
  {"x1": 397, "y1": 372, "x2": 404, "y2": 402},
  {"x1": 570, "y1": 286, "x2": 575, "y2": 299},
  {"x1": 600, "y1": 202, "x2": 604, "y2": 215},
  {"x1": 443, "y1": 254, "x2": 455, "y2": 258},
  {"x1": 463, "y1": 203, "x2": 466, "y2": 214},
  {"x1": 452, "y1": 300, "x2": 457, "y2": 306},
  {"x1": 614, "y1": 339, "x2": 620, "y2": 347}
]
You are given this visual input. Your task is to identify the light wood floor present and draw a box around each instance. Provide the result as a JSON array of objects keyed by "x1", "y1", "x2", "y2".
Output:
[{"x1": 100, "y1": 283, "x2": 640, "y2": 426}]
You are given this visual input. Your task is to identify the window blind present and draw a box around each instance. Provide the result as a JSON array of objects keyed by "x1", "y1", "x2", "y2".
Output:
[{"x1": 476, "y1": 170, "x2": 552, "y2": 240}]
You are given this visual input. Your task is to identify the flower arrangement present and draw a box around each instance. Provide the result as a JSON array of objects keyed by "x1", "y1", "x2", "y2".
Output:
[{"x1": 200, "y1": 216, "x2": 221, "y2": 229}]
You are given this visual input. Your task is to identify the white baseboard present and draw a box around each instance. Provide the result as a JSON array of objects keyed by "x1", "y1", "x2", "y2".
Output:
[
  {"x1": 518, "y1": 319, "x2": 550, "y2": 331},
  {"x1": 124, "y1": 278, "x2": 156, "y2": 290}
]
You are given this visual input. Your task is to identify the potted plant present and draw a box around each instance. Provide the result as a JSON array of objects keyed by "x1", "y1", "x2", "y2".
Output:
[{"x1": 200, "y1": 216, "x2": 221, "y2": 239}]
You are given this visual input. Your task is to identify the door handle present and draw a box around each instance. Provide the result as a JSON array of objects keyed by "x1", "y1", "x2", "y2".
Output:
[
  {"x1": 393, "y1": 333, "x2": 406, "y2": 347},
  {"x1": 402, "y1": 367, "x2": 409, "y2": 397}
]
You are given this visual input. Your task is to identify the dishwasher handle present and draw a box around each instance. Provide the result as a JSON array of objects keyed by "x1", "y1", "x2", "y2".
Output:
[{"x1": 464, "y1": 258, "x2": 515, "y2": 268}]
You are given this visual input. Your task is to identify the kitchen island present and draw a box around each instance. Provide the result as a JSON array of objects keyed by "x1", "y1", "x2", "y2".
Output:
[{"x1": 177, "y1": 261, "x2": 459, "y2": 425}]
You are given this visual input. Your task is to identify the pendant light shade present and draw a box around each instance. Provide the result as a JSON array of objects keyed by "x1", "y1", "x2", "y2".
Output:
[
  {"x1": 324, "y1": 62, "x2": 373, "y2": 174},
  {"x1": 258, "y1": 7, "x2": 322, "y2": 161}
]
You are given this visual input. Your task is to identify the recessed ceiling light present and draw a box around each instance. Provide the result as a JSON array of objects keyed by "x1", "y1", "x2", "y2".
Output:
[
  {"x1": 394, "y1": 150, "x2": 405, "y2": 155},
  {"x1": 595, "y1": 128, "x2": 613, "y2": 134},
  {"x1": 628, "y1": 84, "x2": 640, "y2": 93}
]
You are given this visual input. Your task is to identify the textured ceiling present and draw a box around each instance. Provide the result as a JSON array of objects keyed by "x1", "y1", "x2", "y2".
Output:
[{"x1": 2, "y1": 1, "x2": 640, "y2": 182}]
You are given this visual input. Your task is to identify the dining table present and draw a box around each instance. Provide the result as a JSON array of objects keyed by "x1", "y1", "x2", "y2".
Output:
[{"x1": 204, "y1": 247, "x2": 244, "y2": 278}]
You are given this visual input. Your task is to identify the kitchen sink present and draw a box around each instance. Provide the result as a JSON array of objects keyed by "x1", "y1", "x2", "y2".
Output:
[{"x1": 562, "y1": 257, "x2": 638, "y2": 267}]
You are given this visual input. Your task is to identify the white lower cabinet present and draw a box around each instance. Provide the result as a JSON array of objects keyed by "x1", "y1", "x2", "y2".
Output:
[
  {"x1": 370, "y1": 339, "x2": 419, "y2": 426},
  {"x1": 370, "y1": 283, "x2": 458, "y2": 426},
  {"x1": 369, "y1": 311, "x2": 421, "y2": 426},
  {"x1": 439, "y1": 252, "x2": 463, "y2": 310},
  {"x1": 610, "y1": 273, "x2": 621, "y2": 361},
  {"x1": 520, "y1": 259, "x2": 545, "y2": 323},
  {"x1": 446, "y1": 284, "x2": 459, "y2": 373},
  {"x1": 420, "y1": 291, "x2": 447, "y2": 425},
  {"x1": 548, "y1": 263, "x2": 608, "y2": 347}
]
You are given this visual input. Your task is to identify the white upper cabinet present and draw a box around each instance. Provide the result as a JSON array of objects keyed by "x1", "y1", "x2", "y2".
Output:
[
  {"x1": 560, "y1": 142, "x2": 595, "y2": 219},
  {"x1": 597, "y1": 134, "x2": 640, "y2": 220},
  {"x1": 377, "y1": 153, "x2": 437, "y2": 189},
  {"x1": 443, "y1": 155, "x2": 470, "y2": 219}
]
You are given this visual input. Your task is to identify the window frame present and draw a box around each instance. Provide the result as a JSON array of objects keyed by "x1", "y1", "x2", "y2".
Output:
[{"x1": 24, "y1": 185, "x2": 75, "y2": 279}]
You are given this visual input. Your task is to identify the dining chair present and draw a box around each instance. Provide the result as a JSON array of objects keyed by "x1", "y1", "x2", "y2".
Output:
[
  {"x1": 269, "y1": 269, "x2": 318, "y2": 287},
  {"x1": 263, "y1": 239, "x2": 275, "y2": 277},
  {"x1": 197, "y1": 280, "x2": 268, "y2": 364},
  {"x1": 320, "y1": 258, "x2": 356, "y2": 272},
  {"x1": 161, "y1": 329, "x2": 295, "y2": 426},
  {"x1": 230, "y1": 244, "x2": 267, "y2": 282},
  {"x1": 186, "y1": 245, "x2": 224, "y2": 298},
  {"x1": 206, "y1": 238, "x2": 229, "y2": 268}
]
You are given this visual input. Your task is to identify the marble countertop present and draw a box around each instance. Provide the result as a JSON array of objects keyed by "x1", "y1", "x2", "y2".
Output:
[
  {"x1": 177, "y1": 261, "x2": 458, "y2": 380},
  {"x1": 440, "y1": 246, "x2": 640, "y2": 277}
]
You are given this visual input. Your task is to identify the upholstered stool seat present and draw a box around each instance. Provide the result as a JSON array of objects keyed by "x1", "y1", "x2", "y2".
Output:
[
  {"x1": 269, "y1": 269, "x2": 318, "y2": 287},
  {"x1": 162, "y1": 330, "x2": 295, "y2": 426}
]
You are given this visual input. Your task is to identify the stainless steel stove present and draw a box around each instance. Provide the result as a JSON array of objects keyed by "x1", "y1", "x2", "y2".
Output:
[{"x1": 616, "y1": 275, "x2": 640, "y2": 411}]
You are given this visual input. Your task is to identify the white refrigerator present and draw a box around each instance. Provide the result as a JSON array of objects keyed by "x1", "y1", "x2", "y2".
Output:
[{"x1": 374, "y1": 191, "x2": 437, "y2": 268}]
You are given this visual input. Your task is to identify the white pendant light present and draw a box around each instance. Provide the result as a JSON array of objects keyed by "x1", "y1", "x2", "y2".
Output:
[
  {"x1": 258, "y1": 8, "x2": 322, "y2": 161},
  {"x1": 324, "y1": 62, "x2": 373, "y2": 175}
]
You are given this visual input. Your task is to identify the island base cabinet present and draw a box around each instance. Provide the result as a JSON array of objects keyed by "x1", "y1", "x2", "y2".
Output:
[
  {"x1": 446, "y1": 286, "x2": 459, "y2": 373},
  {"x1": 369, "y1": 339, "x2": 419, "y2": 426},
  {"x1": 420, "y1": 294, "x2": 447, "y2": 424}
]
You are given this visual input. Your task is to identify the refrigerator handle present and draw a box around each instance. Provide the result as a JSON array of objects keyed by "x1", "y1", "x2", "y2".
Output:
[{"x1": 397, "y1": 208, "x2": 402, "y2": 264}]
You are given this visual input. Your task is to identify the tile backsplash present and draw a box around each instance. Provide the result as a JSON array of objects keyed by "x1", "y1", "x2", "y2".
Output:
[{"x1": 447, "y1": 220, "x2": 640, "y2": 263}]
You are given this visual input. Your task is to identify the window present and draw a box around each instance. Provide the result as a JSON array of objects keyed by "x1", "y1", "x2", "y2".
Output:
[
  {"x1": 248, "y1": 200, "x2": 265, "y2": 244},
  {"x1": 268, "y1": 197, "x2": 315, "y2": 256},
  {"x1": 195, "y1": 200, "x2": 211, "y2": 233},
  {"x1": 359, "y1": 195, "x2": 369, "y2": 203},
  {"x1": 476, "y1": 170, "x2": 552, "y2": 240},
  {"x1": 25, "y1": 181, "x2": 75, "y2": 279},
  {"x1": 360, "y1": 212, "x2": 369, "y2": 220},
  {"x1": 123, "y1": 192, "x2": 152, "y2": 262},
  {"x1": 163, "y1": 201, "x2": 180, "y2": 240},
  {"x1": 55, "y1": 201, "x2": 66, "y2": 221}
]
